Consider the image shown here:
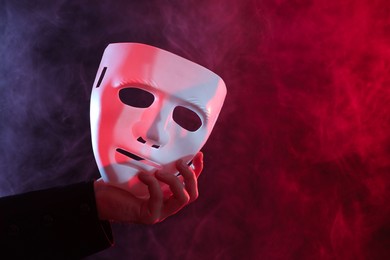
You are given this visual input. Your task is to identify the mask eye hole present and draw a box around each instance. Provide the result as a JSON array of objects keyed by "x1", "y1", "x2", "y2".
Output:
[
  {"x1": 173, "y1": 106, "x2": 202, "y2": 132},
  {"x1": 119, "y1": 87, "x2": 154, "y2": 108}
]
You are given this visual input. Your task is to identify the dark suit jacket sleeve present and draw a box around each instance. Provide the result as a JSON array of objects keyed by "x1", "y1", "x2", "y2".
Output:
[{"x1": 0, "y1": 181, "x2": 113, "y2": 259}]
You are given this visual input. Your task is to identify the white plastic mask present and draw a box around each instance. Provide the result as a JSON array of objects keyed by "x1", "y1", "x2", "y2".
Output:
[{"x1": 90, "y1": 43, "x2": 226, "y2": 198}]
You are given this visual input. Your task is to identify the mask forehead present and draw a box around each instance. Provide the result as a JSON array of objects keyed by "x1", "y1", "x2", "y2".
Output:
[{"x1": 96, "y1": 43, "x2": 226, "y2": 118}]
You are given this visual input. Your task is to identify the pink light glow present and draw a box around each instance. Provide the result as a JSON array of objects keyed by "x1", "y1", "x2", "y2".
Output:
[{"x1": 1, "y1": 0, "x2": 390, "y2": 259}]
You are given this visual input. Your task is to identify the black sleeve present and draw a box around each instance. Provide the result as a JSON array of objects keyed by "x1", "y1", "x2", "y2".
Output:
[{"x1": 0, "y1": 181, "x2": 113, "y2": 259}]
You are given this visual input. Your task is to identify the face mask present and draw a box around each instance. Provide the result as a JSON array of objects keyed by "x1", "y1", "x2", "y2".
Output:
[{"x1": 90, "y1": 43, "x2": 226, "y2": 198}]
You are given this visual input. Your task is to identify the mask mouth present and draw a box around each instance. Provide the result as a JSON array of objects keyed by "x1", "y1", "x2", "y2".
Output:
[{"x1": 116, "y1": 148, "x2": 162, "y2": 169}]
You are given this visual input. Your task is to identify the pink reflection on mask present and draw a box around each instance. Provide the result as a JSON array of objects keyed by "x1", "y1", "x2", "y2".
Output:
[{"x1": 90, "y1": 43, "x2": 226, "y2": 198}]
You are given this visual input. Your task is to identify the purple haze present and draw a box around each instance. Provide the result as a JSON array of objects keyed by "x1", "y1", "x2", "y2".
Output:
[{"x1": 1, "y1": 0, "x2": 390, "y2": 259}]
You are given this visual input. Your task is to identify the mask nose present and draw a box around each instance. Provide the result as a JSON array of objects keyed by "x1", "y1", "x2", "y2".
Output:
[
  {"x1": 146, "y1": 115, "x2": 169, "y2": 147},
  {"x1": 134, "y1": 110, "x2": 170, "y2": 148}
]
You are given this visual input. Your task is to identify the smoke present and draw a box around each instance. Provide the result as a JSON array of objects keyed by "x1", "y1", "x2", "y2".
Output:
[{"x1": 1, "y1": 0, "x2": 390, "y2": 259}]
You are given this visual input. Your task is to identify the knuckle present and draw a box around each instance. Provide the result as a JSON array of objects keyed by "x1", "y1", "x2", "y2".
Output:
[
  {"x1": 188, "y1": 195, "x2": 198, "y2": 203},
  {"x1": 179, "y1": 193, "x2": 190, "y2": 204},
  {"x1": 191, "y1": 192, "x2": 199, "y2": 202}
]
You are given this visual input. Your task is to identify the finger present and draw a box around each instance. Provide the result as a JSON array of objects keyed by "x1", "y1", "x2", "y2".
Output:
[
  {"x1": 138, "y1": 173, "x2": 163, "y2": 222},
  {"x1": 192, "y1": 152, "x2": 204, "y2": 178},
  {"x1": 176, "y1": 159, "x2": 198, "y2": 202},
  {"x1": 155, "y1": 172, "x2": 190, "y2": 217}
]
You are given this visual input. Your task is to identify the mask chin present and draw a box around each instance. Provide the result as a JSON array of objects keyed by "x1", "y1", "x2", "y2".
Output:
[
  {"x1": 99, "y1": 163, "x2": 150, "y2": 198},
  {"x1": 99, "y1": 153, "x2": 194, "y2": 198}
]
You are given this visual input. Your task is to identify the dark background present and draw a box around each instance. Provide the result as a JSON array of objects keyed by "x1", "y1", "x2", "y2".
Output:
[{"x1": 1, "y1": 0, "x2": 390, "y2": 259}]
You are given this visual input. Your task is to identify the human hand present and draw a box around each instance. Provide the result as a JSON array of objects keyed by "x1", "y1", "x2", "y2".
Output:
[{"x1": 94, "y1": 152, "x2": 203, "y2": 224}]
